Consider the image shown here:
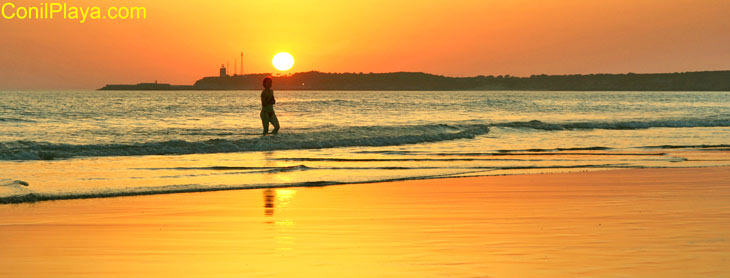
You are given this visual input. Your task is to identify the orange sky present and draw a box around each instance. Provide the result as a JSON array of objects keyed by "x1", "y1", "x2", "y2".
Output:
[{"x1": 0, "y1": 0, "x2": 728, "y2": 89}]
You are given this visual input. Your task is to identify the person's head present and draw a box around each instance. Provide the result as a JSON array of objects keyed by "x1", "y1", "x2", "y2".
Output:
[{"x1": 263, "y1": 77, "x2": 272, "y2": 89}]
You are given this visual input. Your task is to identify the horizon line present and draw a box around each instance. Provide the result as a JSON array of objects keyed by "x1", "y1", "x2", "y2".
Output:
[{"x1": 3, "y1": 69, "x2": 729, "y2": 91}]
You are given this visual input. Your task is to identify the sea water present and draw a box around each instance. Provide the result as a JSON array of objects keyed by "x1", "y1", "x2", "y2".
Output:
[{"x1": 1, "y1": 90, "x2": 729, "y2": 203}]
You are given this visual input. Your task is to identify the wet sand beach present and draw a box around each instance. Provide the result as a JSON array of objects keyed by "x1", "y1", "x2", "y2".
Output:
[{"x1": 1, "y1": 167, "x2": 729, "y2": 277}]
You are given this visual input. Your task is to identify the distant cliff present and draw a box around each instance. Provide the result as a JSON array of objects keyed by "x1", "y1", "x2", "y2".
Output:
[{"x1": 101, "y1": 70, "x2": 730, "y2": 91}]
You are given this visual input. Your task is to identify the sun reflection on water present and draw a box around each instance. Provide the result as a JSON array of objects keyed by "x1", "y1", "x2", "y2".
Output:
[{"x1": 260, "y1": 189, "x2": 298, "y2": 251}]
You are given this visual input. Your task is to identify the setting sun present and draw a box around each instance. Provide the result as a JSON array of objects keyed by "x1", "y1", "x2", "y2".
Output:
[{"x1": 272, "y1": 52, "x2": 294, "y2": 71}]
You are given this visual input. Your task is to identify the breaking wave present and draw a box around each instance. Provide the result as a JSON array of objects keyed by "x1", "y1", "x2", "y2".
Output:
[
  {"x1": 2, "y1": 117, "x2": 729, "y2": 160},
  {"x1": 0, "y1": 123, "x2": 490, "y2": 160}
]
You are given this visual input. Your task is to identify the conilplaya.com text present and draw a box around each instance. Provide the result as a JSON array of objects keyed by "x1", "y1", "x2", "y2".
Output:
[{"x1": 2, "y1": 2, "x2": 146, "y2": 23}]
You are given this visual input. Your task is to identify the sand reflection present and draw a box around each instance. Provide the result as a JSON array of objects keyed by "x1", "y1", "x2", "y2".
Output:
[
  {"x1": 263, "y1": 188, "x2": 297, "y2": 217},
  {"x1": 263, "y1": 189, "x2": 276, "y2": 216}
]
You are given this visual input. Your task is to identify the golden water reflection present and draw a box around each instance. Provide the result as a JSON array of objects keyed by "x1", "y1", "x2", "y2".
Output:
[
  {"x1": 263, "y1": 189, "x2": 297, "y2": 217},
  {"x1": 1, "y1": 168, "x2": 729, "y2": 277},
  {"x1": 262, "y1": 188, "x2": 298, "y2": 252}
]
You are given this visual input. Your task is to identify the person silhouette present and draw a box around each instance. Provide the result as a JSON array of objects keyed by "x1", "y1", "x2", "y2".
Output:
[{"x1": 260, "y1": 77, "x2": 280, "y2": 136}]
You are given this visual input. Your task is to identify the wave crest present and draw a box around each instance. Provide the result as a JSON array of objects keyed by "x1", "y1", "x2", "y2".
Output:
[
  {"x1": 0, "y1": 123, "x2": 490, "y2": 160},
  {"x1": 0, "y1": 117, "x2": 34, "y2": 123},
  {"x1": 2, "y1": 117, "x2": 728, "y2": 161},
  {"x1": 495, "y1": 118, "x2": 730, "y2": 130}
]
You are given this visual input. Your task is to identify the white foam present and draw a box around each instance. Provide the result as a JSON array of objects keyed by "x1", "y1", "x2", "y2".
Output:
[
  {"x1": 2, "y1": 117, "x2": 729, "y2": 161},
  {"x1": 0, "y1": 123, "x2": 490, "y2": 160}
]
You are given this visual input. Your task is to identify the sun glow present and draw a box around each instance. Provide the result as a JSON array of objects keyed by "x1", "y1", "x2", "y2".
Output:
[{"x1": 272, "y1": 52, "x2": 294, "y2": 71}]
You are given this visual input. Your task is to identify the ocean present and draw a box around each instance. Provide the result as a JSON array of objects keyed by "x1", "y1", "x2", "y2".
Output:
[{"x1": 1, "y1": 90, "x2": 729, "y2": 203}]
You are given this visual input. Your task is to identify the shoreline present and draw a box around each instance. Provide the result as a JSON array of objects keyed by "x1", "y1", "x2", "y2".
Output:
[
  {"x1": 2, "y1": 166, "x2": 728, "y2": 277},
  {"x1": 1, "y1": 166, "x2": 725, "y2": 205}
]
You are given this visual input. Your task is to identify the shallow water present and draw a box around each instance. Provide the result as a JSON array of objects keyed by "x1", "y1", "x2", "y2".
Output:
[{"x1": 1, "y1": 90, "x2": 729, "y2": 202}]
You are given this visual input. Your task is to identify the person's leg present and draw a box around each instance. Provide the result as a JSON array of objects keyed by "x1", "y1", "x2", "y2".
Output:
[
  {"x1": 260, "y1": 111, "x2": 270, "y2": 135},
  {"x1": 270, "y1": 111, "x2": 280, "y2": 134}
]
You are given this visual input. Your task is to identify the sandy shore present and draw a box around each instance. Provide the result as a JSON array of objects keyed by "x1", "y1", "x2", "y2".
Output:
[{"x1": 1, "y1": 167, "x2": 729, "y2": 277}]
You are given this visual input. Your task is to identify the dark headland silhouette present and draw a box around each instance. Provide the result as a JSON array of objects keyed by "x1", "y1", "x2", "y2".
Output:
[{"x1": 100, "y1": 70, "x2": 730, "y2": 91}]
